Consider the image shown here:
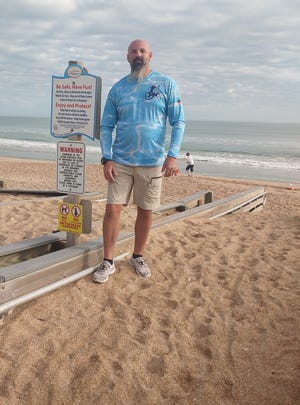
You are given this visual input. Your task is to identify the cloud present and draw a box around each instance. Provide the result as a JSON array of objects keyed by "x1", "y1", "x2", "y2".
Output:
[{"x1": 0, "y1": 0, "x2": 300, "y2": 122}]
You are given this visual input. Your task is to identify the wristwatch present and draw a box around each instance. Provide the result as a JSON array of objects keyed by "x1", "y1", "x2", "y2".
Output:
[{"x1": 101, "y1": 157, "x2": 111, "y2": 165}]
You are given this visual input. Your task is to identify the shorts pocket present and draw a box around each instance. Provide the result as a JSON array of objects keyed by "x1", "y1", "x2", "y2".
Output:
[
  {"x1": 150, "y1": 176, "x2": 163, "y2": 186},
  {"x1": 146, "y1": 175, "x2": 162, "y2": 203}
]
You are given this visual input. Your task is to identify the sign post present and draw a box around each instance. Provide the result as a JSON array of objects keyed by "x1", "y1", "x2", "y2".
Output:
[{"x1": 50, "y1": 61, "x2": 101, "y2": 246}]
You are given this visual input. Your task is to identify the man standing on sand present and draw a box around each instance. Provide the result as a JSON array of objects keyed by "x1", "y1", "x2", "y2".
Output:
[{"x1": 92, "y1": 39, "x2": 185, "y2": 283}]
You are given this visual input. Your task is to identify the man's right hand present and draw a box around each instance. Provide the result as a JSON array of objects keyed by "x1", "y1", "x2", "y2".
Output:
[{"x1": 103, "y1": 161, "x2": 118, "y2": 182}]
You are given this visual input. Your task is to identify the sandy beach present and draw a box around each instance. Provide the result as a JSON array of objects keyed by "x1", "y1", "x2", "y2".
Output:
[{"x1": 0, "y1": 157, "x2": 299, "y2": 404}]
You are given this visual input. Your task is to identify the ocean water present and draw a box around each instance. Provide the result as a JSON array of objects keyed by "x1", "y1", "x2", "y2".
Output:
[{"x1": 0, "y1": 116, "x2": 299, "y2": 184}]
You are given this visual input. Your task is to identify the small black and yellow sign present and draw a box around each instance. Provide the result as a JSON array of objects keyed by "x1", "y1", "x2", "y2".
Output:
[{"x1": 58, "y1": 202, "x2": 83, "y2": 234}]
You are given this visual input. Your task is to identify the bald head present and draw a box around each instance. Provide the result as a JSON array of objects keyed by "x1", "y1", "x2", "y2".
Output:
[{"x1": 128, "y1": 39, "x2": 151, "y2": 53}]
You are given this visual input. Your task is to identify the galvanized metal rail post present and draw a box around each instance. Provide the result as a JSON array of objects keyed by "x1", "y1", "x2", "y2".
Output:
[{"x1": 65, "y1": 61, "x2": 83, "y2": 247}]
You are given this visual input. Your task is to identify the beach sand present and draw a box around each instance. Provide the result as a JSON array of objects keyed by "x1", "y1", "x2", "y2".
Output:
[{"x1": 0, "y1": 157, "x2": 299, "y2": 404}]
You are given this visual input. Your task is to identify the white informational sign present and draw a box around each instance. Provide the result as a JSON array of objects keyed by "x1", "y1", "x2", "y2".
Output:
[
  {"x1": 57, "y1": 141, "x2": 85, "y2": 194},
  {"x1": 51, "y1": 63, "x2": 101, "y2": 140}
]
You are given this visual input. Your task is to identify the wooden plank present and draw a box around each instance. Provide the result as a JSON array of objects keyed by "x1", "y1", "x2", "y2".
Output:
[
  {"x1": 0, "y1": 192, "x2": 103, "y2": 207},
  {"x1": 69, "y1": 192, "x2": 104, "y2": 201},
  {"x1": 209, "y1": 193, "x2": 267, "y2": 219},
  {"x1": 0, "y1": 187, "x2": 265, "y2": 305},
  {"x1": 0, "y1": 252, "x2": 129, "y2": 319},
  {"x1": 0, "y1": 242, "x2": 104, "y2": 302},
  {"x1": 154, "y1": 190, "x2": 212, "y2": 215},
  {"x1": 0, "y1": 189, "x2": 67, "y2": 196},
  {"x1": 0, "y1": 186, "x2": 264, "y2": 280},
  {"x1": 0, "y1": 244, "x2": 59, "y2": 271},
  {"x1": 182, "y1": 191, "x2": 213, "y2": 209},
  {"x1": 240, "y1": 194, "x2": 267, "y2": 212},
  {"x1": 0, "y1": 232, "x2": 66, "y2": 257},
  {"x1": 152, "y1": 187, "x2": 266, "y2": 226},
  {"x1": 0, "y1": 195, "x2": 65, "y2": 207},
  {"x1": 0, "y1": 232, "x2": 134, "y2": 303},
  {"x1": 180, "y1": 190, "x2": 213, "y2": 205},
  {"x1": 0, "y1": 232, "x2": 66, "y2": 275},
  {"x1": 0, "y1": 238, "x2": 101, "y2": 284},
  {"x1": 153, "y1": 202, "x2": 185, "y2": 215}
]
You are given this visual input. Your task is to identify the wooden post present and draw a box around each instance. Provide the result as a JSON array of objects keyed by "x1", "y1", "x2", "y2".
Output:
[
  {"x1": 66, "y1": 194, "x2": 80, "y2": 247},
  {"x1": 0, "y1": 180, "x2": 6, "y2": 189},
  {"x1": 66, "y1": 62, "x2": 83, "y2": 247}
]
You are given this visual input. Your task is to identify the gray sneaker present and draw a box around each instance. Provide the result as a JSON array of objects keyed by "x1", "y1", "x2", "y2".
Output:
[
  {"x1": 92, "y1": 260, "x2": 115, "y2": 283},
  {"x1": 129, "y1": 256, "x2": 151, "y2": 278}
]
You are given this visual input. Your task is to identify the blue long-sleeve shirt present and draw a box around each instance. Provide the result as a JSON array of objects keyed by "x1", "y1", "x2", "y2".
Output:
[{"x1": 100, "y1": 70, "x2": 185, "y2": 166}]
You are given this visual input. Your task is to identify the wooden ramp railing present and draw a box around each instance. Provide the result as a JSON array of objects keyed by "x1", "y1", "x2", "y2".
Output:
[
  {"x1": 0, "y1": 186, "x2": 266, "y2": 317},
  {"x1": 154, "y1": 190, "x2": 213, "y2": 215}
]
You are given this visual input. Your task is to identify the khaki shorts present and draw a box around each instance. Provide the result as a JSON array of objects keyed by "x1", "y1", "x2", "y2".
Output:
[{"x1": 107, "y1": 163, "x2": 162, "y2": 210}]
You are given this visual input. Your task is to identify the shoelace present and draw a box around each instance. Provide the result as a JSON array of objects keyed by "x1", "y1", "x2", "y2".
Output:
[
  {"x1": 99, "y1": 263, "x2": 110, "y2": 272},
  {"x1": 137, "y1": 259, "x2": 146, "y2": 266}
]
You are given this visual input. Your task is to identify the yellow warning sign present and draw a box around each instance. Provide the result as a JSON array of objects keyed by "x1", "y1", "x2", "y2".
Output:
[{"x1": 58, "y1": 202, "x2": 83, "y2": 234}]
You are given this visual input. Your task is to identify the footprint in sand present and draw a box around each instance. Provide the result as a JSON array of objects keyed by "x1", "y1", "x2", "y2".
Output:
[{"x1": 147, "y1": 356, "x2": 165, "y2": 377}]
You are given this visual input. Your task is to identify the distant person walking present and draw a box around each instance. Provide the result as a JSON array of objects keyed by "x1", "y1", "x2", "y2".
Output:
[{"x1": 186, "y1": 152, "x2": 194, "y2": 176}]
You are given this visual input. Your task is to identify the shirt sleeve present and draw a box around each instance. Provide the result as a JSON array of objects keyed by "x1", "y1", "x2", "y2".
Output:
[
  {"x1": 166, "y1": 79, "x2": 185, "y2": 158},
  {"x1": 100, "y1": 89, "x2": 117, "y2": 159}
]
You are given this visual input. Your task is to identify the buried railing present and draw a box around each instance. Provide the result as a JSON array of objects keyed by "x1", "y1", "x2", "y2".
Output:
[{"x1": 0, "y1": 187, "x2": 266, "y2": 319}]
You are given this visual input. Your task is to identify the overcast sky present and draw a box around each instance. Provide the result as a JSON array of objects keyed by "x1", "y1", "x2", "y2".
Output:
[{"x1": 1, "y1": 0, "x2": 300, "y2": 122}]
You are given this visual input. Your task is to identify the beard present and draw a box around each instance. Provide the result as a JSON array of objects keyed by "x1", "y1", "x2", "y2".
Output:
[{"x1": 130, "y1": 58, "x2": 146, "y2": 82}]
